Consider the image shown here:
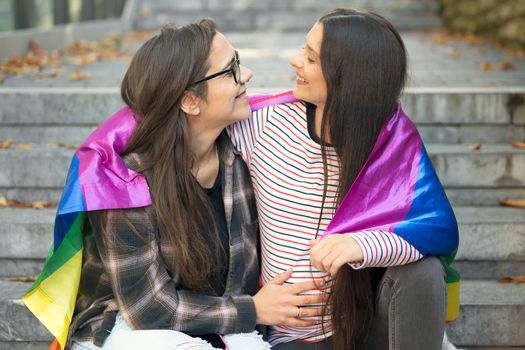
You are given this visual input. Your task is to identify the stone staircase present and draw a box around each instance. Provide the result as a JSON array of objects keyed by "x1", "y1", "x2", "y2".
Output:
[
  {"x1": 135, "y1": 0, "x2": 442, "y2": 32},
  {"x1": 1, "y1": 0, "x2": 525, "y2": 348},
  {"x1": 2, "y1": 89, "x2": 525, "y2": 350}
]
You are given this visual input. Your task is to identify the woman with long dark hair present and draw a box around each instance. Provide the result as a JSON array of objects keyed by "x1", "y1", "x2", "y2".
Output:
[
  {"x1": 228, "y1": 8, "x2": 459, "y2": 350},
  {"x1": 24, "y1": 19, "x2": 329, "y2": 350}
]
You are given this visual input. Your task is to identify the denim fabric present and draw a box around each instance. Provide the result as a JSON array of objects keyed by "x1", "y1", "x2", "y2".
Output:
[{"x1": 272, "y1": 257, "x2": 446, "y2": 350}]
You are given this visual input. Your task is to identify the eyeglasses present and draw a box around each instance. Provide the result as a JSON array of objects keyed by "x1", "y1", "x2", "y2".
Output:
[{"x1": 189, "y1": 51, "x2": 241, "y2": 86}]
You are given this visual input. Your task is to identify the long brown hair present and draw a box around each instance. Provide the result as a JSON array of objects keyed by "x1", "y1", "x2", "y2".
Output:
[
  {"x1": 316, "y1": 8, "x2": 407, "y2": 349},
  {"x1": 118, "y1": 19, "x2": 223, "y2": 292}
]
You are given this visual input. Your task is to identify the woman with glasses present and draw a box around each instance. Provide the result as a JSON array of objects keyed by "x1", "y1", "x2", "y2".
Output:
[
  {"x1": 227, "y1": 8, "x2": 458, "y2": 350},
  {"x1": 56, "y1": 19, "x2": 326, "y2": 350}
]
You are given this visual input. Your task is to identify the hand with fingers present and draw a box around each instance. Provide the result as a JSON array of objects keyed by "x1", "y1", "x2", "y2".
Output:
[
  {"x1": 309, "y1": 235, "x2": 364, "y2": 276},
  {"x1": 252, "y1": 269, "x2": 329, "y2": 327}
]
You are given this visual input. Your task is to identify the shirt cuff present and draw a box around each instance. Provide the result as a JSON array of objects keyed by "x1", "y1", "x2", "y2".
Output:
[
  {"x1": 346, "y1": 230, "x2": 423, "y2": 270},
  {"x1": 232, "y1": 295, "x2": 257, "y2": 332}
]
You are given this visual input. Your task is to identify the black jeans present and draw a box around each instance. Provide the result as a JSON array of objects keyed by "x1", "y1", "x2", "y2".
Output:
[{"x1": 271, "y1": 257, "x2": 446, "y2": 350}]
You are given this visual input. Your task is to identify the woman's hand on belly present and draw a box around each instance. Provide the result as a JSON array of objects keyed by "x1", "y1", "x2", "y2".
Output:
[
  {"x1": 252, "y1": 268, "x2": 329, "y2": 327},
  {"x1": 310, "y1": 235, "x2": 364, "y2": 276}
]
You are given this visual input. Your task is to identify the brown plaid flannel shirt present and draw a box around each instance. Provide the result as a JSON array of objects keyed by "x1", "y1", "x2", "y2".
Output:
[{"x1": 67, "y1": 134, "x2": 260, "y2": 348}]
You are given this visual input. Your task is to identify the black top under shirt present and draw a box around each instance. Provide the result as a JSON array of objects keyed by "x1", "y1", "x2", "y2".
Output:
[
  {"x1": 202, "y1": 162, "x2": 230, "y2": 296},
  {"x1": 306, "y1": 103, "x2": 332, "y2": 146},
  {"x1": 200, "y1": 162, "x2": 230, "y2": 349}
]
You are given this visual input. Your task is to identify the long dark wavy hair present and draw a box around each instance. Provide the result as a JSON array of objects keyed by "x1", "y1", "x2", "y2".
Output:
[
  {"x1": 316, "y1": 8, "x2": 408, "y2": 349},
  {"x1": 116, "y1": 19, "x2": 224, "y2": 292}
]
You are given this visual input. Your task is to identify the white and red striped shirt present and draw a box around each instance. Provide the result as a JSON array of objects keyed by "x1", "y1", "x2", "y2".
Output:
[{"x1": 227, "y1": 101, "x2": 422, "y2": 345}]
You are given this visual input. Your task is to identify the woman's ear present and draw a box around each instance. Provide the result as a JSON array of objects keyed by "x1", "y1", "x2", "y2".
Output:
[{"x1": 180, "y1": 91, "x2": 201, "y2": 116}]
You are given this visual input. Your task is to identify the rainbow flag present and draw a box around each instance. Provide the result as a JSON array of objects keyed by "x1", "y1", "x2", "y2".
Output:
[
  {"x1": 22, "y1": 107, "x2": 151, "y2": 350},
  {"x1": 250, "y1": 91, "x2": 460, "y2": 322}
]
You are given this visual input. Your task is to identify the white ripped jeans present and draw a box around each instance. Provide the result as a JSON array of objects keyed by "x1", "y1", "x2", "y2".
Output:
[{"x1": 71, "y1": 313, "x2": 271, "y2": 350}]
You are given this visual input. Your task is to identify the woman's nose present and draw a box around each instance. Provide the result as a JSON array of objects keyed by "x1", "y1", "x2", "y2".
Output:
[
  {"x1": 240, "y1": 65, "x2": 253, "y2": 84},
  {"x1": 289, "y1": 51, "x2": 303, "y2": 68}
]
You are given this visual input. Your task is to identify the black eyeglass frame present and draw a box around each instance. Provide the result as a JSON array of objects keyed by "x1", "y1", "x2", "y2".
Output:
[{"x1": 189, "y1": 51, "x2": 241, "y2": 86}]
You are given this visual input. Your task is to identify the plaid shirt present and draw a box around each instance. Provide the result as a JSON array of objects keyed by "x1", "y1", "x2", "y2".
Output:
[{"x1": 67, "y1": 134, "x2": 260, "y2": 348}]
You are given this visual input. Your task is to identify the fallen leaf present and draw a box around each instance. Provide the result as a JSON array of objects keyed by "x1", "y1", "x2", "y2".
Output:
[
  {"x1": 32, "y1": 200, "x2": 57, "y2": 209},
  {"x1": 67, "y1": 67, "x2": 92, "y2": 81},
  {"x1": 125, "y1": 31, "x2": 155, "y2": 42},
  {"x1": 464, "y1": 34, "x2": 485, "y2": 45},
  {"x1": 432, "y1": 32, "x2": 448, "y2": 45},
  {"x1": 0, "y1": 139, "x2": 13, "y2": 149},
  {"x1": 0, "y1": 275, "x2": 38, "y2": 282},
  {"x1": 446, "y1": 47, "x2": 461, "y2": 59},
  {"x1": 17, "y1": 143, "x2": 33, "y2": 150},
  {"x1": 500, "y1": 59, "x2": 515, "y2": 71},
  {"x1": 0, "y1": 197, "x2": 57, "y2": 209},
  {"x1": 474, "y1": 47, "x2": 486, "y2": 54},
  {"x1": 32, "y1": 68, "x2": 64, "y2": 80},
  {"x1": 498, "y1": 275, "x2": 525, "y2": 284},
  {"x1": 511, "y1": 141, "x2": 525, "y2": 149},
  {"x1": 50, "y1": 143, "x2": 78, "y2": 149},
  {"x1": 139, "y1": 8, "x2": 151, "y2": 17},
  {"x1": 499, "y1": 199, "x2": 525, "y2": 208},
  {"x1": 469, "y1": 143, "x2": 481, "y2": 151},
  {"x1": 4, "y1": 199, "x2": 31, "y2": 208},
  {"x1": 479, "y1": 62, "x2": 494, "y2": 71}
]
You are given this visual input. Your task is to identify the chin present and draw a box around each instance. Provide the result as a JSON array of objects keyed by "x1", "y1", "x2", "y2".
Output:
[
  {"x1": 292, "y1": 87, "x2": 308, "y2": 103},
  {"x1": 232, "y1": 105, "x2": 252, "y2": 121}
]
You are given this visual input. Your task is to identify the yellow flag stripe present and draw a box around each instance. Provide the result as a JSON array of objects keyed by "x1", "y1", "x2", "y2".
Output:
[
  {"x1": 446, "y1": 281, "x2": 460, "y2": 322},
  {"x1": 22, "y1": 248, "x2": 83, "y2": 350}
]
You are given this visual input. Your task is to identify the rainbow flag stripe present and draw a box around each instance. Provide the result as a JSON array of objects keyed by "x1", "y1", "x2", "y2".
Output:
[{"x1": 22, "y1": 107, "x2": 151, "y2": 350}]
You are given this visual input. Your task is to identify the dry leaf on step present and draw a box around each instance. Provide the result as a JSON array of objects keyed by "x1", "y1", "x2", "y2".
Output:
[
  {"x1": 511, "y1": 141, "x2": 525, "y2": 149},
  {"x1": 479, "y1": 62, "x2": 494, "y2": 71},
  {"x1": 499, "y1": 199, "x2": 525, "y2": 208},
  {"x1": 500, "y1": 59, "x2": 515, "y2": 71},
  {"x1": 17, "y1": 143, "x2": 33, "y2": 150},
  {"x1": 469, "y1": 143, "x2": 481, "y2": 151},
  {"x1": 498, "y1": 275, "x2": 525, "y2": 284},
  {"x1": 4, "y1": 199, "x2": 31, "y2": 208},
  {"x1": 32, "y1": 200, "x2": 57, "y2": 209},
  {"x1": 0, "y1": 275, "x2": 38, "y2": 282},
  {"x1": 446, "y1": 47, "x2": 461, "y2": 59},
  {"x1": 68, "y1": 67, "x2": 92, "y2": 81},
  {"x1": 0, "y1": 139, "x2": 13, "y2": 149}
]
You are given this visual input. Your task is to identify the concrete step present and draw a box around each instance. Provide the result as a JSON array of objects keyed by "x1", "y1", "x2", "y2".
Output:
[
  {"x1": 445, "y1": 188, "x2": 525, "y2": 207},
  {"x1": 1, "y1": 279, "x2": 523, "y2": 347},
  {"x1": 2, "y1": 123, "x2": 524, "y2": 145},
  {"x1": 3, "y1": 182, "x2": 525, "y2": 208},
  {"x1": 1, "y1": 87, "x2": 523, "y2": 127},
  {"x1": 0, "y1": 281, "x2": 52, "y2": 347},
  {"x1": 0, "y1": 208, "x2": 54, "y2": 277},
  {"x1": 137, "y1": 0, "x2": 442, "y2": 31},
  {"x1": 1, "y1": 206, "x2": 523, "y2": 278},
  {"x1": 446, "y1": 280, "x2": 525, "y2": 347},
  {"x1": 453, "y1": 206, "x2": 525, "y2": 280},
  {"x1": 1, "y1": 143, "x2": 524, "y2": 199}
]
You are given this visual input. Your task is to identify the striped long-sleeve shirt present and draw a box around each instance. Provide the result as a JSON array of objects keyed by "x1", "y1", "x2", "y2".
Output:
[{"x1": 227, "y1": 101, "x2": 423, "y2": 345}]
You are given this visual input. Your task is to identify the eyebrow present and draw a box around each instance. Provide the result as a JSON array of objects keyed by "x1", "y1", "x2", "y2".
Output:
[
  {"x1": 305, "y1": 43, "x2": 320, "y2": 57},
  {"x1": 220, "y1": 52, "x2": 237, "y2": 71}
]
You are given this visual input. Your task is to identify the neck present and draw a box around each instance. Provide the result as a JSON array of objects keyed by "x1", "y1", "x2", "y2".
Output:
[
  {"x1": 314, "y1": 103, "x2": 330, "y2": 143},
  {"x1": 190, "y1": 123, "x2": 222, "y2": 187},
  {"x1": 191, "y1": 122, "x2": 222, "y2": 161}
]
